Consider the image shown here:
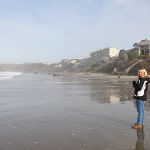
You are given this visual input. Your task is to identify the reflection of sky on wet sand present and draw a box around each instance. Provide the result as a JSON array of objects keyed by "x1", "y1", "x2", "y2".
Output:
[
  {"x1": 0, "y1": 74, "x2": 150, "y2": 150},
  {"x1": 53, "y1": 75, "x2": 150, "y2": 150}
]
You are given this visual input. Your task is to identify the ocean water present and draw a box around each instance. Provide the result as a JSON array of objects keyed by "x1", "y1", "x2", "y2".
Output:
[
  {"x1": 0, "y1": 72, "x2": 22, "y2": 80},
  {"x1": 0, "y1": 73, "x2": 150, "y2": 150}
]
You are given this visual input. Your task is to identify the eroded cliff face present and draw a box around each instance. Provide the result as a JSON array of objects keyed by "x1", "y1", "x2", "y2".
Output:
[{"x1": 116, "y1": 49, "x2": 128, "y2": 72}]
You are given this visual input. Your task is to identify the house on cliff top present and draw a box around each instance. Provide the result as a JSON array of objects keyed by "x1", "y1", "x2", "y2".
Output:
[
  {"x1": 90, "y1": 47, "x2": 119, "y2": 64},
  {"x1": 133, "y1": 39, "x2": 150, "y2": 55}
]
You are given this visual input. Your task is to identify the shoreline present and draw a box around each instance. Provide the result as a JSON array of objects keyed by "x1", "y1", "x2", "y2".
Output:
[{"x1": 60, "y1": 72, "x2": 137, "y2": 80}]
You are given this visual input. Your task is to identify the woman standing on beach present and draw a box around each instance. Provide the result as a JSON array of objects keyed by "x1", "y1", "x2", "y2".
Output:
[{"x1": 132, "y1": 67, "x2": 149, "y2": 129}]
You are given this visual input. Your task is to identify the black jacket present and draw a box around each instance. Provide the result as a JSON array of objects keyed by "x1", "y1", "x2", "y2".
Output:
[{"x1": 132, "y1": 77, "x2": 150, "y2": 101}]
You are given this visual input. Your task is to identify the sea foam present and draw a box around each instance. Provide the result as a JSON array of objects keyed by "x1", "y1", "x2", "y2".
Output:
[{"x1": 0, "y1": 72, "x2": 23, "y2": 80}]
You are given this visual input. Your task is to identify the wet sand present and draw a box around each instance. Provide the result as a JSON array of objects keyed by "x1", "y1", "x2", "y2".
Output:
[{"x1": 0, "y1": 73, "x2": 150, "y2": 150}]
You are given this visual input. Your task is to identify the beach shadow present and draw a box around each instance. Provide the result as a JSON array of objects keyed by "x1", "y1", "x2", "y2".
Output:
[{"x1": 135, "y1": 129, "x2": 146, "y2": 150}]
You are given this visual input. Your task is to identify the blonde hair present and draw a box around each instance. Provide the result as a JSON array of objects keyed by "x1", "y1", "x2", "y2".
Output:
[{"x1": 138, "y1": 67, "x2": 148, "y2": 77}]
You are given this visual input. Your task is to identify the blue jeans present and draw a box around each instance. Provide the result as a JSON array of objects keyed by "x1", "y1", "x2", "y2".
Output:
[{"x1": 136, "y1": 100, "x2": 144, "y2": 125}]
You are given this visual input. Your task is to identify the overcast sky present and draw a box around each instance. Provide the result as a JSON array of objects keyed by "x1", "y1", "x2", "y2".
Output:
[{"x1": 0, "y1": 0, "x2": 150, "y2": 63}]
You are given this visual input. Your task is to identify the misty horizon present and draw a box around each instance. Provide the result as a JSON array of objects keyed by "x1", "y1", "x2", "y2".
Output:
[{"x1": 0, "y1": 0, "x2": 150, "y2": 63}]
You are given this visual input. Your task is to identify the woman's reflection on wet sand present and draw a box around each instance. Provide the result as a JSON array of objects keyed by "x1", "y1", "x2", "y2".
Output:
[{"x1": 135, "y1": 129, "x2": 145, "y2": 150}]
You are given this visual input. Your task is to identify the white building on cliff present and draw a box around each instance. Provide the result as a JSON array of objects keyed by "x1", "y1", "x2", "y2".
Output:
[{"x1": 90, "y1": 47, "x2": 119, "y2": 64}]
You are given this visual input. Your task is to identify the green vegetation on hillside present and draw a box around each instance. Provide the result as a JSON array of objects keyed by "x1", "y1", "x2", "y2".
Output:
[{"x1": 89, "y1": 50, "x2": 150, "y2": 75}]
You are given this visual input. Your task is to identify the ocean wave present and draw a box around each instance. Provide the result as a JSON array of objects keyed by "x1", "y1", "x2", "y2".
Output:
[{"x1": 0, "y1": 72, "x2": 23, "y2": 80}]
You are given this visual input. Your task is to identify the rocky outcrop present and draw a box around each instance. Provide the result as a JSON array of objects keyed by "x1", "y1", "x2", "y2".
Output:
[{"x1": 115, "y1": 49, "x2": 128, "y2": 72}]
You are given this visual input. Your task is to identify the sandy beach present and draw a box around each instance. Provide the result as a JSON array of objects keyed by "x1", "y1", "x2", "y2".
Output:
[{"x1": 0, "y1": 73, "x2": 150, "y2": 150}]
